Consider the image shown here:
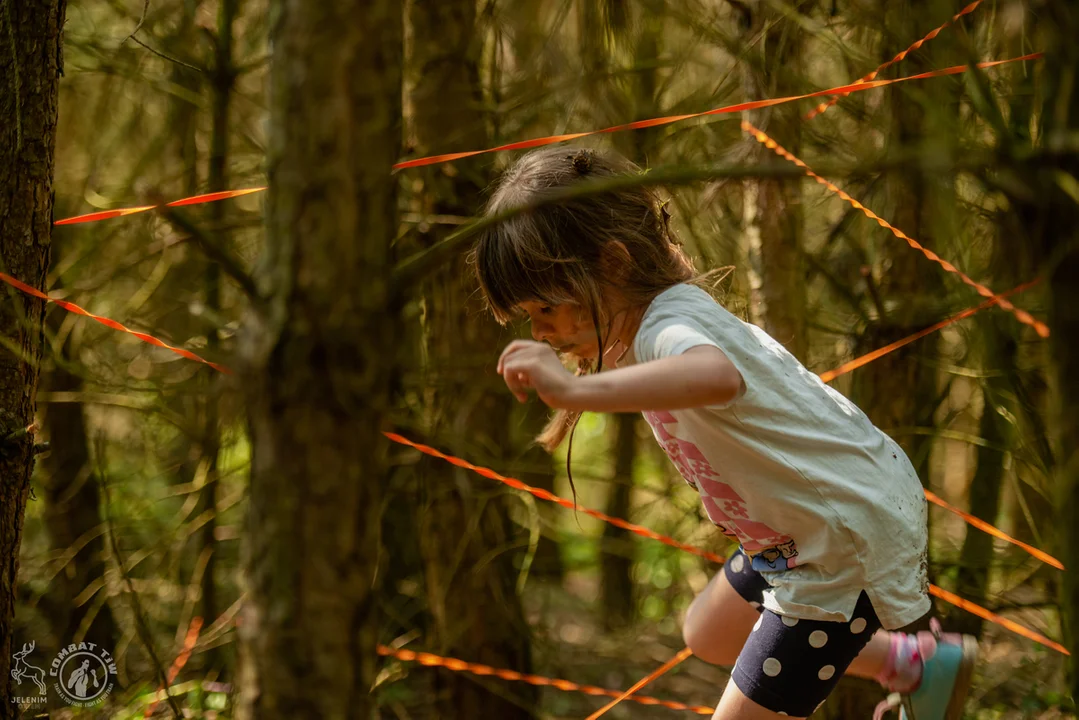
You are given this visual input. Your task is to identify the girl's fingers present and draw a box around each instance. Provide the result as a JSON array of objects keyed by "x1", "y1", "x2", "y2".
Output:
[
  {"x1": 497, "y1": 340, "x2": 532, "y2": 373},
  {"x1": 502, "y1": 366, "x2": 532, "y2": 402}
]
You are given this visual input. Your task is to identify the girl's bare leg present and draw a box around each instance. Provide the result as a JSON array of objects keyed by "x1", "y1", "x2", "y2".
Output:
[{"x1": 682, "y1": 568, "x2": 761, "y2": 665}]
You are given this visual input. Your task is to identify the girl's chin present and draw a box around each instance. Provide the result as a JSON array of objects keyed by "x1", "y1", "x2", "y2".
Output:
[{"x1": 558, "y1": 346, "x2": 599, "y2": 364}]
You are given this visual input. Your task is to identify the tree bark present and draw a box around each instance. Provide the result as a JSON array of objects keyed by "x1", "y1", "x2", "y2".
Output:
[
  {"x1": 949, "y1": 312, "x2": 1012, "y2": 636},
  {"x1": 192, "y1": 0, "x2": 238, "y2": 675},
  {"x1": 0, "y1": 1, "x2": 67, "y2": 714},
  {"x1": 825, "y1": 2, "x2": 955, "y2": 715},
  {"x1": 1017, "y1": 4, "x2": 1079, "y2": 692},
  {"x1": 234, "y1": 1, "x2": 402, "y2": 717},
  {"x1": 739, "y1": 0, "x2": 809, "y2": 361},
  {"x1": 38, "y1": 312, "x2": 117, "y2": 652},
  {"x1": 601, "y1": 414, "x2": 636, "y2": 630},
  {"x1": 408, "y1": 0, "x2": 535, "y2": 715}
]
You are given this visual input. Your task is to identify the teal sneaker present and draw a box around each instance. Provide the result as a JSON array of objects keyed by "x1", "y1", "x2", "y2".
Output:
[{"x1": 874, "y1": 622, "x2": 978, "y2": 720}]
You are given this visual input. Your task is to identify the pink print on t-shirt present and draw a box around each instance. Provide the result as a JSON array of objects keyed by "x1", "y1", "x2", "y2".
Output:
[{"x1": 642, "y1": 410, "x2": 799, "y2": 570}]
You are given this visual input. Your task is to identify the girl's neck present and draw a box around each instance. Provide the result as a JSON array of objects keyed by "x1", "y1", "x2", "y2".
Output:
[{"x1": 605, "y1": 303, "x2": 647, "y2": 366}]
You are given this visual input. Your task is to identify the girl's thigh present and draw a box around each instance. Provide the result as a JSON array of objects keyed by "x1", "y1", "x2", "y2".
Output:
[
  {"x1": 726, "y1": 590, "x2": 882, "y2": 718},
  {"x1": 683, "y1": 548, "x2": 770, "y2": 666}
]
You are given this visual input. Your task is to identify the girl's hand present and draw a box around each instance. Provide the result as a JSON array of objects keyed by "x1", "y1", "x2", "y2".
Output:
[{"x1": 497, "y1": 340, "x2": 576, "y2": 407}]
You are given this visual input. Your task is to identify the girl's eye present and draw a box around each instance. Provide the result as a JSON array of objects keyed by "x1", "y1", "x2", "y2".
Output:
[{"x1": 539, "y1": 306, "x2": 553, "y2": 315}]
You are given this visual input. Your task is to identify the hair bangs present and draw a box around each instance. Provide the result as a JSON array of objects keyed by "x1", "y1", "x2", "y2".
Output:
[{"x1": 474, "y1": 212, "x2": 577, "y2": 324}]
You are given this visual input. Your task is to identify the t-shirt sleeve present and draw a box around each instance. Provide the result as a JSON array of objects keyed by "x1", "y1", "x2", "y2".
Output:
[
  {"x1": 633, "y1": 290, "x2": 748, "y2": 406},
  {"x1": 635, "y1": 314, "x2": 722, "y2": 363}
]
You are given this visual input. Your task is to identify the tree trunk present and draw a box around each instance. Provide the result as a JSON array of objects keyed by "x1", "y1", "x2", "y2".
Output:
[
  {"x1": 1027, "y1": 6, "x2": 1079, "y2": 692},
  {"x1": 739, "y1": 0, "x2": 809, "y2": 360},
  {"x1": 192, "y1": 0, "x2": 238, "y2": 675},
  {"x1": 601, "y1": 413, "x2": 636, "y2": 630},
  {"x1": 0, "y1": 1, "x2": 67, "y2": 714},
  {"x1": 38, "y1": 305, "x2": 117, "y2": 652},
  {"x1": 234, "y1": 1, "x2": 402, "y2": 717},
  {"x1": 825, "y1": 2, "x2": 956, "y2": 715},
  {"x1": 949, "y1": 312, "x2": 1012, "y2": 636},
  {"x1": 408, "y1": 0, "x2": 535, "y2": 715},
  {"x1": 513, "y1": 400, "x2": 563, "y2": 582},
  {"x1": 1049, "y1": 238, "x2": 1079, "y2": 702}
]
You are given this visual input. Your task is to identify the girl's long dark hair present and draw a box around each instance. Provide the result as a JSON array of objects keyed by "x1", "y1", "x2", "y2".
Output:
[{"x1": 470, "y1": 146, "x2": 703, "y2": 497}]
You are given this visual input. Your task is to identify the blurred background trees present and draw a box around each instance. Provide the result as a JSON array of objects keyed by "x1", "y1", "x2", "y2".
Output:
[{"x1": 4, "y1": 0, "x2": 1078, "y2": 717}]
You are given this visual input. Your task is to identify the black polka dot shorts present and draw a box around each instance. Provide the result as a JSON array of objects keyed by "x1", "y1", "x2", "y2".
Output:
[{"x1": 723, "y1": 547, "x2": 883, "y2": 717}]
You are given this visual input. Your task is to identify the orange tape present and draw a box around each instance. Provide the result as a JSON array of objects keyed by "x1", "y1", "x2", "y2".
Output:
[
  {"x1": 48, "y1": 55, "x2": 1038, "y2": 225},
  {"x1": 166, "y1": 187, "x2": 266, "y2": 208},
  {"x1": 805, "y1": 0, "x2": 984, "y2": 120},
  {"x1": 54, "y1": 187, "x2": 266, "y2": 226},
  {"x1": 387, "y1": 431, "x2": 1068, "y2": 655},
  {"x1": 928, "y1": 585, "x2": 1069, "y2": 655},
  {"x1": 378, "y1": 645, "x2": 713, "y2": 715},
  {"x1": 818, "y1": 279, "x2": 1042, "y2": 383},
  {"x1": 0, "y1": 271, "x2": 232, "y2": 374},
  {"x1": 54, "y1": 205, "x2": 159, "y2": 226},
  {"x1": 393, "y1": 53, "x2": 1041, "y2": 170},
  {"x1": 924, "y1": 490, "x2": 1063, "y2": 570},
  {"x1": 143, "y1": 616, "x2": 204, "y2": 718},
  {"x1": 382, "y1": 432, "x2": 727, "y2": 565},
  {"x1": 742, "y1": 121, "x2": 1050, "y2": 338},
  {"x1": 6, "y1": 263, "x2": 1062, "y2": 648},
  {"x1": 585, "y1": 647, "x2": 694, "y2": 720},
  {"x1": 817, "y1": 281, "x2": 1064, "y2": 569}
]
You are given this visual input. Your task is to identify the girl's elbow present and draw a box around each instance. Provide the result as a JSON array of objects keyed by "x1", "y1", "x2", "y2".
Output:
[{"x1": 710, "y1": 368, "x2": 743, "y2": 404}]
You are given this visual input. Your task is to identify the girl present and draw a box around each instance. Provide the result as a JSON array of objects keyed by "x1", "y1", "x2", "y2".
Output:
[{"x1": 473, "y1": 146, "x2": 977, "y2": 720}]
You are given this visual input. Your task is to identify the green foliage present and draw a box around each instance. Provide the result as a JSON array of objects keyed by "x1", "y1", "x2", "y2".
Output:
[{"x1": 9, "y1": 0, "x2": 1077, "y2": 716}]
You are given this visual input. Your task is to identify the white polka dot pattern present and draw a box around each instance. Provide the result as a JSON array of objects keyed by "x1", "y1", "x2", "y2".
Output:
[
  {"x1": 818, "y1": 664, "x2": 836, "y2": 681},
  {"x1": 762, "y1": 657, "x2": 782, "y2": 677},
  {"x1": 781, "y1": 615, "x2": 799, "y2": 627},
  {"x1": 850, "y1": 617, "x2": 867, "y2": 634},
  {"x1": 808, "y1": 630, "x2": 828, "y2": 648},
  {"x1": 730, "y1": 553, "x2": 745, "y2": 573}
]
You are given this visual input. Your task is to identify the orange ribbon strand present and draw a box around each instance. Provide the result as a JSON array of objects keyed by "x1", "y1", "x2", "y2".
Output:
[
  {"x1": 585, "y1": 648, "x2": 695, "y2": 720},
  {"x1": 3, "y1": 268, "x2": 1062, "y2": 647},
  {"x1": 804, "y1": 0, "x2": 984, "y2": 120},
  {"x1": 0, "y1": 271, "x2": 231, "y2": 374},
  {"x1": 382, "y1": 431, "x2": 727, "y2": 565},
  {"x1": 393, "y1": 53, "x2": 1041, "y2": 170},
  {"x1": 742, "y1": 121, "x2": 1050, "y2": 338},
  {"x1": 47, "y1": 55, "x2": 1039, "y2": 225},
  {"x1": 54, "y1": 187, "x2": 266, "y2": 226},
  {"x1": 385, "y1": 431, "x2": 1068, "y2": 655},
  {"x1": 924, "y1": 490, "x2": 1063, "y2": 570},
  {"x1": 143, "y1": 616, "x2": 205, "y2": 718},
  {"x1": 379, "y1": 645, "x2": 713, "y2": 715},
  {"x1": 928, "y1": 585, "x2": 1068, "y2": 655},
  {"x1": 817, "y1": 279, "x2": 1043, "y2": 384}
]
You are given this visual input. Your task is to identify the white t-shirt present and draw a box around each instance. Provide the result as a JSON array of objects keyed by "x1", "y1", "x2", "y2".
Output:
[{"x1": 620, "y1": 283, "x2": 930, "y2": 629}]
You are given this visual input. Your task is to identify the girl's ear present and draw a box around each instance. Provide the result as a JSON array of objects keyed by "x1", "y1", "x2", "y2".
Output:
[{"x1": 599, "y1": 240, "x2": 631, "y2": 281}]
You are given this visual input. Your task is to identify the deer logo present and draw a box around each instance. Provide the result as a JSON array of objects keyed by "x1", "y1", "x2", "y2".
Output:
[{"x1": 11, "y1": 641, "x2": 47, "y2": 696}]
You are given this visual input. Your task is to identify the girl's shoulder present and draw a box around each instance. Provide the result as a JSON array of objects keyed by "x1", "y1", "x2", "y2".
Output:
[{"x1": 643, "y1": 283, "x2": 741, "y2": 328}]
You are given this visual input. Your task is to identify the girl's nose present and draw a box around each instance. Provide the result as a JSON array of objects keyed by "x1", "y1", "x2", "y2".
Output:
[{"x1": 531, "y1": 321, "x2": 552, "y2": 342}]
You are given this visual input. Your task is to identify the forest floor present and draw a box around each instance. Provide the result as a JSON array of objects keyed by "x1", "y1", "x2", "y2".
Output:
[{"x1": 522, "y1": 575, "x2": 1074, "y2": 720}]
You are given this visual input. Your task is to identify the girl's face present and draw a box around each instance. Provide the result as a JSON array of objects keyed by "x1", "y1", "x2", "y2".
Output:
[{"x1": 518, "y1": 300, "x2": 602, "y2": 359}]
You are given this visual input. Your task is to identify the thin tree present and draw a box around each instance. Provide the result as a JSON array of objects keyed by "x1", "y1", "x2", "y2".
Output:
[
  {"x1": 407, "y1": 0, "x2": 535, "y2": 715},
  {"x1": 739, "y1": 0, "x2": 812, "y2": 360},
  {"x1": 992, "y1": 3, "x2": 1079, "y2": 695},
  {"x1": 234, "y1": 1, "x2": 403, "y2": 717},
  {"x1": 0, "y1": 0, "x2": 68, "y2": 714}
]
